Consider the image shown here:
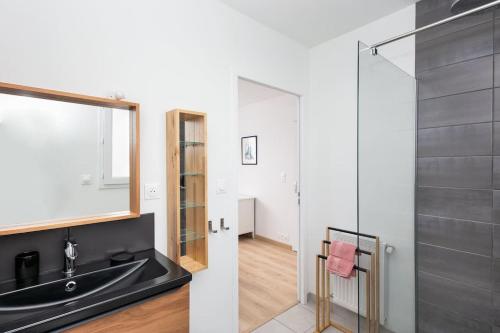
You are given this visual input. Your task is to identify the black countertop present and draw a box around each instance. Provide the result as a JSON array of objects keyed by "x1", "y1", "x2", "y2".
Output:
[{"x1": 0, "y1": 249, "x2": 192, "y2": 333}]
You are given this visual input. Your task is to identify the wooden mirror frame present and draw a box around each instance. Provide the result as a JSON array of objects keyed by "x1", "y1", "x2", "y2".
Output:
[{"x1": 0, "y1": 82, "x2": 140, "y2": 236}]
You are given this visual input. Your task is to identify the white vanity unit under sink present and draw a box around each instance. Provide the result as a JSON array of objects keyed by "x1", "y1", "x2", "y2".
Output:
[{"x1": 238, "y1": 195, "x2": 255, "y2": 237}]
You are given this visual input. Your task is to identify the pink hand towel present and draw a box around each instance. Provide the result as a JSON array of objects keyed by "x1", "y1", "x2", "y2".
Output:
[
  {"x1": 330, "y1": 240, "x2": 356, "y2": 261},
  {"x1": 326, "y1": 240, "x2": 357, "y2": 278}
]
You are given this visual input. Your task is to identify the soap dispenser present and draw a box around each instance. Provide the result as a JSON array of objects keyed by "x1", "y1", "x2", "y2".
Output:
[{"x1": 15, "y1": 251, "x2": 39, "y2": 287}]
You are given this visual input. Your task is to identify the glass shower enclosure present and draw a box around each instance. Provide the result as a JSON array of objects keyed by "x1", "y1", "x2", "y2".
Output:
[
  {"x1": 354, "y1": 2, "x2": 500, "y2": 333},
  {"x1": 357, "y1": 41, "x2": 416, "y2": 333}
]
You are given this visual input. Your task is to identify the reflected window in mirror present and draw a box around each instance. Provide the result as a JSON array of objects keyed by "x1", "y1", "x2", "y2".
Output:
[{"x1": 101, "y1": 108, "x2": 130, "y2": 188}]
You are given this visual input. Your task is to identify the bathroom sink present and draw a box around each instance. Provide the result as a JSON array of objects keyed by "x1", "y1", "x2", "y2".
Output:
[{"x1": 0, "y1": 259, "x2": 148, "y2": 312}]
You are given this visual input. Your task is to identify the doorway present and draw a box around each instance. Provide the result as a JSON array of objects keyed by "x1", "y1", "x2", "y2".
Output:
[{"x1": 237, "y1": 78, "x2": 301, "y2": 332}]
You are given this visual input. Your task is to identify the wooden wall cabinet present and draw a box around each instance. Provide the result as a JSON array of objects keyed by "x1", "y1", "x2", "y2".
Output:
[
  {"x1": 66, "y1": 284, "x2": 189, "y2": 333},
  {"x1": 166, "y1": 110, "x2": 208, "y2": 273}
]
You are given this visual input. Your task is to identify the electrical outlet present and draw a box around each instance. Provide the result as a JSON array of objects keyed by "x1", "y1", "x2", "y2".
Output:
[
  {"x1": 144, "y1": 183, "x2": 160, "y2": 200},
  {"x1": 278, "y1": 233, "x2": 289, "y2": 242}
]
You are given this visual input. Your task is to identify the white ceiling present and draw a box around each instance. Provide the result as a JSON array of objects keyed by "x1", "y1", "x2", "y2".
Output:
[
  {"x1": 238, "y1": 79, "x2": 289, "y2": 107},
  {"x1": 219, "y1": 0, "x2": 418, "y2": 47}
]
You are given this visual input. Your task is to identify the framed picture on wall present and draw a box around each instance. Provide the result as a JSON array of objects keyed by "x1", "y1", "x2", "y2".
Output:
[{"x1": 241, "y1": 136, "x2": 257, "y2": 165}]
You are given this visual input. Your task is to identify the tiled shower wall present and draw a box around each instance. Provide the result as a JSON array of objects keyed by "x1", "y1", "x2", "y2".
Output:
[{"x1": 416, "y1": 1, "x2": 500, "y2": 332}]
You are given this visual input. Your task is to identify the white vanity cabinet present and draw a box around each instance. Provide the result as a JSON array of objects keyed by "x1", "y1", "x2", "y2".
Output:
[{"x1": 238, "y1": 195, "x2": 255, "y2": 237}]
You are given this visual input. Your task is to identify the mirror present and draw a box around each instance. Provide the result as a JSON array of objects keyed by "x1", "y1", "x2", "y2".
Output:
[{"x1": 0, "y1": 82, "x2": 140, "y2": 235}]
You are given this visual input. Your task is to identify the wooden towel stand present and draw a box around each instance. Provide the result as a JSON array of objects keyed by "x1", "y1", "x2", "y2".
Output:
[{"x1": 315, "y1": 227, "x2": 380, "y2": 333}]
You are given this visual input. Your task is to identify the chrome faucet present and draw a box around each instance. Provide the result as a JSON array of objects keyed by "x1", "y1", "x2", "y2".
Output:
[{"x1": 63, "y1": 240, "x2": 78, "y2": 277}]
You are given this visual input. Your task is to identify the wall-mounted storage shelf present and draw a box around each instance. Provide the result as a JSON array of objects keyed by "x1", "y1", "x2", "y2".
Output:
[{"x1": 166, "y1": 109, "x2": 208, "y2": 273}]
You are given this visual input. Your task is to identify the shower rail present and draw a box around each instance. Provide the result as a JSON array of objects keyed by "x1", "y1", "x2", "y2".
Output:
[{"x1": 365, "y1": 0, "x2": 500, "y2": 51}]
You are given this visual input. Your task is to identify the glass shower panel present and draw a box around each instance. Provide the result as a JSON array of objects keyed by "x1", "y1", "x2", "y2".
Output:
[{"x1": 357, "y1": 41, "x2": 416, "y2": 333}]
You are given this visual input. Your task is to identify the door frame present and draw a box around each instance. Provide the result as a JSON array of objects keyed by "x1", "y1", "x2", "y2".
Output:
[{"x1": 231, "y1": 74, "x2": 306, "y2": 332}]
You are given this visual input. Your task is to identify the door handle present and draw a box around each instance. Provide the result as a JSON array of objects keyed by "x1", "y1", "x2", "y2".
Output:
[
  {"x1": 209, "y1": 220, "x2": 218, "y2": 234},
  {"x1": 220, "y1": 218, "x2": 230, "y2": 231}
]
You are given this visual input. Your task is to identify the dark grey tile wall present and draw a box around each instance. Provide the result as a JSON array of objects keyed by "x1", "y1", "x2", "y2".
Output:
[
  {"x1": 493, "y1": 191, "x2": 500, "y2": 223},
  {"x1": 418, "y1": 243, "x2": 492, "y2": 289},
  {"x1": 417, "y1": 187, "x2": 492, "y2": 222},
  {"x1": 418, "y1": 123, "x2": 492, "y2": 157},
  {"x1": 495, "y1": 53, "x2": 500, "y2": 85},
  {"x1": 495, "y1": 18, "x2": 500, "y2": 53},
  {"x1": 418, "y1": 89, "x2": 492, "y2": 128},
  {"x1": 416, "y1": 21, "x2": 493, "y2": 73},
  {"x1": 416, "y1": 0, "x2": 493, "y2": 42},
  {"x1": 495, "y1": 238, "x2": 500, "y2": 263},
  {"x1": 417, "y1": 215, "x2": 492, "y2": 255},
  {"x1": 494, "y1": 122, "x2": 500, "y2": 154},
  {"x1": 0, "y1": 214, "x2": 154, "y2": 282},
  {"x1": 416, "y1": 1, "x2": 497, "y2": 331},
  {"x1": 418, "y1": 157, "x2": 492, "y2": 188},
  {"x1": 418, "y1": 272, "x2": 492, "y2": 324},
  {"x1": 493, "y1": 157, "x2": 500, "y2": 188},
  {"x1": 495, "y1": 89, "x2": 500, "y2": 119},
  {"x1": 418, "y1": 55, "x2": 493, "y2": 99},
  {"x1": 418, "y1": 300, "x2": 492, "y2": 333}
]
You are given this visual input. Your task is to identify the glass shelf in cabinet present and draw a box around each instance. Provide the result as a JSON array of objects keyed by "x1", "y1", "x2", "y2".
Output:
[
  {"x1": 180, "y1": 201, "x2": 205, "y2": 210},
  {"x1": 180, "y1": 172, "x2": 205, "y2": 177},
  {"x1": 180, "y1": 228, "x2": 206, "y2": 244},
  {"x1": 180, "y1": 141, "x2": 204, "y2": 147}
]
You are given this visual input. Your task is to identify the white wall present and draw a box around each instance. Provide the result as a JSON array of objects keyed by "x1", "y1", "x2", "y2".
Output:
[
  {"x1": 0, "y1": 1, "x2": 308, "y2": 332},
  {"x1": 306, "y1": 5, "x2": 415, "y2": 332},
  {"x1": 0, "y1": 94, "x2": 129, "y2": 227},
  {"x1": 239, "y1": 93, "x2": 299, "y2": 249}
]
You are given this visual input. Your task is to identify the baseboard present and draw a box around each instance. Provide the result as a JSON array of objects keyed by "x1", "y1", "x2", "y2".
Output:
[{"x1": 255, "y1": 234, "x2": 293, "y2": 251}]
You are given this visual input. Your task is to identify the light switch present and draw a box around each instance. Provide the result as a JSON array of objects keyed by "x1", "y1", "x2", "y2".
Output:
[
  {"x1": 81, "y1": 174, "x2": 92, "y2": 185},
  {"x1": 280, "y1": 172, "x2": 287, "y2": 184},
  {"x1": 216, "y1": 179, "x2": 227, "y2": 195},
  {"x1": 144, "y1": 183, "x2": 160, "y2": 200}
]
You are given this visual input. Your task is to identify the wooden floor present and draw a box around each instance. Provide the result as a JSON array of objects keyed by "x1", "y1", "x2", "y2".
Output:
[{"x1": 239, "y1": 236, "x2": 297, "y2": 333}]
